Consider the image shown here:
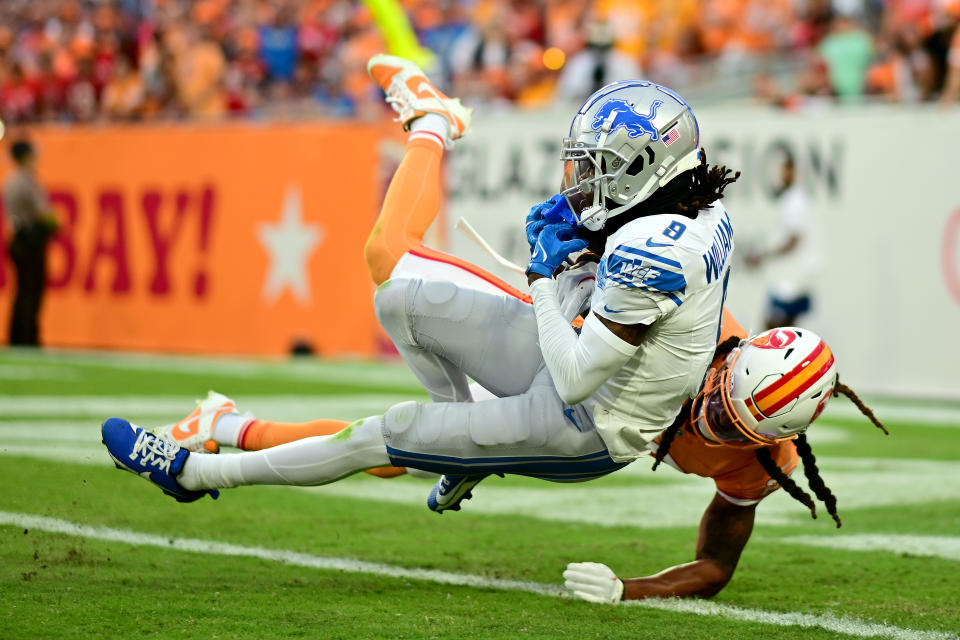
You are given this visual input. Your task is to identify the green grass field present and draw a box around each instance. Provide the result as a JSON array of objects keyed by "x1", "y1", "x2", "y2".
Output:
[{"x1": 1, "y1": 347, "x2": 959, "y2": 640}]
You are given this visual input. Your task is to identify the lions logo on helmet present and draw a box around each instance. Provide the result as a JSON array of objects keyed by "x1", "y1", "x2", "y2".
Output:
[
  {"x1": 560, "y1": 81, "x2": 701, "y2": 231},
  {"x1": 692, "y1": 327, "x2": 839, "y2": 449},
  {"x1": 589, "y1": 98, "x2": 663, "y2": 141}
]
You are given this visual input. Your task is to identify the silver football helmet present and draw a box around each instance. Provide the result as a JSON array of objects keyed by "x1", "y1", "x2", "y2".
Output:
[{"x1": 561, "y1": 81, "x2": 701, "y2": 230}]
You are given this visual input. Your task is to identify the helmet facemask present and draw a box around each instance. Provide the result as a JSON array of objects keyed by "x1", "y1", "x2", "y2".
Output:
[
  {"x1": 559, "y1": 138, "x2": 630, "y2": 231},
  {"x1": 560, "y1": 80, "x2": 702, "y2": 230},
  {"x1": 691, "y1": 347, "x2": 799, "y2": 450}
]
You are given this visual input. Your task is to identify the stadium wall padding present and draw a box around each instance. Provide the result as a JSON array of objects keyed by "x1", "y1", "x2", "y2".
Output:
[{"x1": 0, "y1": 122, "x2": 403, "y2": 357}]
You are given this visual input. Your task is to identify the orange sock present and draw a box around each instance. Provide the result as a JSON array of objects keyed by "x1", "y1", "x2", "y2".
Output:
[
  {"x1": 363, "y1": 135, "x2": 531, "y2": 300},
  {"x1": 237, "y1": 419, "x2": 407, "y2": 479},
  {"x1": 238, "y1": 419, "x2": 350, "y2": 450},
  {"x1": 364, "y1": 136, "x2": 445, "y2": 285}
]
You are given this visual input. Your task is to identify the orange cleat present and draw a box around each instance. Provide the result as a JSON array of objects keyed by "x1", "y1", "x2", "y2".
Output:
[
  {"x1": 367, "y1": 54, "x2": 472, "y2": 143},
  {"x1": 150, "y1": 391, "x2": 245, "y2": 453}
]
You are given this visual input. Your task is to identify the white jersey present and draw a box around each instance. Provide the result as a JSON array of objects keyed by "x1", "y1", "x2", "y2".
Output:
[{"x1": 583, "y1": 202, "x2": 734, "y2": 462}]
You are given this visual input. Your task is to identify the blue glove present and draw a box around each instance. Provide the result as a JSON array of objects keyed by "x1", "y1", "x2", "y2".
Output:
[
  {"x1": 526, "y1": 222, "x2": 589, "y2": 278},
  {"x1": 543, "y1": 196, "x2": 577, "y2": 226},
  {"x1": 525, "y1": 194, "x2": 562, "y2": 252}
]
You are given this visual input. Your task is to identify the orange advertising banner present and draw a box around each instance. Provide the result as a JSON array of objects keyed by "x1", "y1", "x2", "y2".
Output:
[{"x1": 0, "y1": 122, "x2": 397, "y2": 356}]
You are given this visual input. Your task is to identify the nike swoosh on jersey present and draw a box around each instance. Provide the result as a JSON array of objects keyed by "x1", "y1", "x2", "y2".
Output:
[
  {"x1": 563, "y1": 408, "x2": 582, "y2": 431},
  {"x1": 603, "y1": 304, "x2": 625, "y2": 314},
  {"x1": 645, "y1": 238, "x2": 673, "y2": 248}
]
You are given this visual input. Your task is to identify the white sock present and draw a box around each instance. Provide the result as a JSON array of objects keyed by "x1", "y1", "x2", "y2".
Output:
[
  {"x1": 178, "y1": 416, "x2": 390, "y2": 490},
  {"x1": 212, "y1": 413, "x2": 251, "y2": 447},
  {"x1": 409, "y1": 112, "x2": 450, "y2": 147}
]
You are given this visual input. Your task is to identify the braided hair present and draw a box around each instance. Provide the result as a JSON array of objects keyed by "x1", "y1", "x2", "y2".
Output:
[
  {"x1": 584, "y1": 148, "x2": 741, "y2": 250},
  {"x1": 834, "y1": 382, "x2": 889, "y2": 435},
  {"x1": 651, "y1": 341, "x2": 890, "y2": 527},
  {"x1": 755, "y1": 445, "x2": 820, "y2": 520},
  {"x1": 651, "y1": 335, "x2": 742, "y2": 471},
  {"x1": 755, "y1": 381, "x2": 889, "y2": 527}
]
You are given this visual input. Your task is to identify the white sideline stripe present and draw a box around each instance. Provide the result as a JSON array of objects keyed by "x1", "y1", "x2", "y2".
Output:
[
  {"x1": 781, "y1": 534, "x2": 960, "y2": 561},
  {"x1": 0, "y1": 511, "x2": 954, "y2": 640}
]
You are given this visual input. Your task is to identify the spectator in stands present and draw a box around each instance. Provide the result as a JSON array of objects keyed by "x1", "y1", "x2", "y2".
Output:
[
  {"x1": 559, "y1": 17, "x2": 641, "y2": 102},
  {"x1": 817, "y1": 13, "x2": 874, "y2": 101},
  {"x1": 259, "y1": 7, "x2": 299, "y2": 83},
  {"x1": 101, "y1": 53, "x2": 145, "y2": 120},
  {"x1": 65, "y1": 57, "x2": 99, "y2": 123},
  {"x1": 0, "y1": 0, "x2": 955, "y2": 121},
  {"x1": 0, "y1": 63, "x2": 38, "y2": 125},
  {"x1": 449, "y1": 2, "x2": 520, "y2": 104},
  {"x1": 174, "y1": 25, "x2": 226, "y2": 118},
  {"x1": 3, "y1": 139, "x2": 57, "y2": 347},
  {"x1": 940, "y1": 15, "x2": 960, "y2": 104}
]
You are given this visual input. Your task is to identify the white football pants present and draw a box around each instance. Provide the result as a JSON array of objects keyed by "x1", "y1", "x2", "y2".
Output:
[{"x1": 179, "y1": 266, "x2": 624, "y2": 492}]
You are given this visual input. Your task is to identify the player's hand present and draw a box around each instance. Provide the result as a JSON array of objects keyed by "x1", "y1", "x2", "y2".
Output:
[
  {"x1": 525, "y1": 195, "x2": 561, "y2": 252},
  {"x1": 526, "y1": 223, "x2": 588, "y2": 279},
  {"x1": 556, "y1": 259, "x2": 598, "y2": 322},
  {"x1": 563, "y1": 562, "x2": 624, "y2": 604}
]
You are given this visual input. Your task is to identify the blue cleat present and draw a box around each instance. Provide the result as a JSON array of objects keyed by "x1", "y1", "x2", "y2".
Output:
[
  {"x1": 101, "y1": 417, "x2": 219, "y2": 503},
  {"x1": 427, "y1": 474, "x2": 486, "y2": 513}
]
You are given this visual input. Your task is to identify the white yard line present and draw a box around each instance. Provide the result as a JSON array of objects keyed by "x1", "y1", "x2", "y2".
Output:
[
  {"x1": 0, "y1": 392, "x2": 955, "y2": 425},
  {"x1": 0, "y1": 394, "x2": 415, "y2": 420},
  {"x1": 0, "y1": 365, "x2": 79, "y2": 380},
  {"x1": 819, "y1": 403, "x2": 959, "y2": 427},
  {"x1": 0, "y1": 511, "x2": 954, "y2": 640},
  {"x1": 780, "y1": 534, "x2": 960, "y2": 562}
]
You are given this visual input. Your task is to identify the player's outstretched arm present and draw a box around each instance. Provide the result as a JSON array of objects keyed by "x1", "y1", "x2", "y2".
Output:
[
  {"x1": 622, "y1": 493, "x2": 756, "y2": 599},
  {"x1": 564, "y1": 494, "x2": 755, "y2": 602}
]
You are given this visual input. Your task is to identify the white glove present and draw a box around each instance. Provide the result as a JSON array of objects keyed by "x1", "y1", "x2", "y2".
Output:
[
  {"x1": 563, "y1": 562, "x2": 624, "y2": 604},
  {"x1": 555, "y1": 260, "x2": 598, "y2": 323}
]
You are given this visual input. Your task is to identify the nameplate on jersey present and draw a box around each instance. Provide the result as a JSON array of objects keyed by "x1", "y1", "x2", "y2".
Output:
[{"x1": 702, "y1": 210, "x2": 733, "y2": 284}]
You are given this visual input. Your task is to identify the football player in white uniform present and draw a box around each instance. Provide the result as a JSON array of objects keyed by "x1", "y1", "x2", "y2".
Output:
[{"x1": 100, "y1": 57, "x2": 741, "y2": 511}]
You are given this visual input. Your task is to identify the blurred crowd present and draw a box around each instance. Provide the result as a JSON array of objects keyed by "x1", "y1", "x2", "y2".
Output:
[{"x1": 1, "y1": 0, "x2": 959, "y2": 125}]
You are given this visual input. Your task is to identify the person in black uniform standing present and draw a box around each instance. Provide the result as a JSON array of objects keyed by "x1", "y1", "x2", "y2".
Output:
[{"x1": 3, "y1": 139, "x2": 57, "y2": 346}]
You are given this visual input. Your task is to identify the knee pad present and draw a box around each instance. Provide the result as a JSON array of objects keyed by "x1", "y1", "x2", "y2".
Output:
[
  {"x1": 384, "y1": 400, "x2": 443, "y2": 447},
  {"x1": 374, "y1": 278, "x2": 417, "y2": 344},
  {"x1": 416, "y1": 280, "x2": 474, "y2": 322}
]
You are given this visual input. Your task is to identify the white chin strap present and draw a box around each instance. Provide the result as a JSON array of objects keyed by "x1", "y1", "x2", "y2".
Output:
[{"x1": 579, "y1": 205, "x2": 607, "y2": 231}]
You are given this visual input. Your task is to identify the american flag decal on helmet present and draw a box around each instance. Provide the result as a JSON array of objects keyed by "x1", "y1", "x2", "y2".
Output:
[{"x1": 662, "y1": 127, "x2": 680, "y2": 146}]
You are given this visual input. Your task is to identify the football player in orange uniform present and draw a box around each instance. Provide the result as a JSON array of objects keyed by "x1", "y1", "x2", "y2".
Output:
[{"x1": 562, "y1": 326, "x2": 887, "y2": 602}]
